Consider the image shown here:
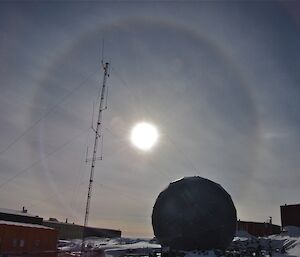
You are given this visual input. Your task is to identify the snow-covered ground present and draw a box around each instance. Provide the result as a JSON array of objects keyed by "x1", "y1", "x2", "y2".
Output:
[
  {"x1": 268, "y1": 226, "x2": 300, "y2": 257},
  {"x1": 58, "y1": 237, "x2": 161, "y2": 257},
  {"x1": 232, "y1": 226, "x2": 300, "y2": 257},
  {"x1": 58, "y1": 226, "x2": 300, "y2": 257}
]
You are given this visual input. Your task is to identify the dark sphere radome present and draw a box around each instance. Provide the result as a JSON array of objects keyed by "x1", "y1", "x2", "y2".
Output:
[{"x1": 152, "y1": 176, "x2": 237, "y2": 251}]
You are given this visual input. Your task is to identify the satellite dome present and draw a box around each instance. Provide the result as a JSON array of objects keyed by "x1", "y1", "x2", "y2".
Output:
[{"x1": 152, "y1": 176, "x2": 236, "y2": 251}]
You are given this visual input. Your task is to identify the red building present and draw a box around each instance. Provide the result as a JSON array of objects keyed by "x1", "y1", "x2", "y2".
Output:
[
  {"x1": 281, "y1": 203, "x2": 300, "y2": 227},
  {"x1": 0, "y1": 220, "x2": 58, "y2": 257},
  {"x1": 237, "y1": 220, "x2": 281, "y2": 237}
]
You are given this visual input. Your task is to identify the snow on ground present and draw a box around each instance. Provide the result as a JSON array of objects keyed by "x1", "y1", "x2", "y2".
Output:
[
  {"x1": 232, "y1": 226, "x2": 300, "y2": 257},
  {"x1": 58, "y1": 227, "x2": 300, "y2": 257},
  {"x1": 58, "y1": 237, "x2": 161, "y2": 256},
  {"x1": 235, "y1": 230, "x2": 256, "y2": 240},
  {"x1": 282, "y1": 227, "x2": 300, "y2": 238},
  {"x1": 267, "y1": 226, "x2": 300, "y2": 257}
]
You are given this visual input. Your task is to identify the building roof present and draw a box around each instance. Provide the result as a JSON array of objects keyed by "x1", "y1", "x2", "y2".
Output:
[
  {"x1": 281, "y1": 203, "x2": 300, "y2": 207},
  {"x1": 0, "y1": 207, "x2": 41, "y2": 218},
  {"x1": 44, "y1": 220, "x2": 82, "y2": 227},
  {"x1": 237, "y1": 220, "x2": 280, "y2": 227},
  {"x1": 44, "y1": 219, "x2": 121, "y2": 232},
  {"x1": 0, "y1": 220, "x2": 55, "y2": 230}
]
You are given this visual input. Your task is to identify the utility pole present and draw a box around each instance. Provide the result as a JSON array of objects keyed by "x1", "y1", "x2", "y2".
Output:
[{"x1": 81, "y1": 61, "x2": 109, "y2": 256}]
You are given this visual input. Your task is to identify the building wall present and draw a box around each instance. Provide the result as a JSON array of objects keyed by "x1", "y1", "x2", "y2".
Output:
[
  {"x1": 237, "y1": 221, "x2": 281, "y2": 237},
  {"x1": 43, "y1": 221, "x2": 83, "y2": 239},
  {"x1": 0, "y1": 208, "x2": 121, "y2": 241},
  {"x1": 43, "y1": 221, "x2": 121, "y2": 239},
  {"x1": 84, "y1": 226, "x2": 122, "y2": 238},
  {"x1": 0, "y1": 222, "x2": 58, "y2": 256},
  {"x1": 281, "y1": 204, "x2": 300, "y2": 227},
  {"x1": 0, "y1": 212, "x2": 43, "y2": 225}
]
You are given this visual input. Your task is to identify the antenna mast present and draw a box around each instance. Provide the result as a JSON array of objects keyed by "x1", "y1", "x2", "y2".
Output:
[{"x1": 81, "y1": 60, "x2": 110, "y2": 254}]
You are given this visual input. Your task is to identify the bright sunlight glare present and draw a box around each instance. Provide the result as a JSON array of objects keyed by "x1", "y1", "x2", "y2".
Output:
[{"x1": 130, "y1": 122, "x2": 159, "y2": 151}]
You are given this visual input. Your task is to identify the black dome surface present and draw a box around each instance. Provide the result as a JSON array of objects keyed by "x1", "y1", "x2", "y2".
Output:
[{"x1": 152, "y1": 176, "x2": 237, "y2": 251}]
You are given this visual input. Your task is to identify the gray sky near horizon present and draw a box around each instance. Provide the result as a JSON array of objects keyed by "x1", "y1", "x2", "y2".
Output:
[{"x1": 0, "y1": 2, "x2": 300, "y2": 237}]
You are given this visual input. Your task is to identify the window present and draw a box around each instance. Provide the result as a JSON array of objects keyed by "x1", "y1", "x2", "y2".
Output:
[
  {"x1": 12, "y1": 239, "x2": 18, "y2": 247},
  {"x1": 35, "y1": 240, "x2": 40, "y2": 247},
  {"x1": 20, "y1": 239, "x2": 25, "y2": 247}
]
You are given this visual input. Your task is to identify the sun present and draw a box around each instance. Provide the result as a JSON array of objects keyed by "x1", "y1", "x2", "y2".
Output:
[{"x1": 130, "y1": 122, "x2": 159, "y2": 151}]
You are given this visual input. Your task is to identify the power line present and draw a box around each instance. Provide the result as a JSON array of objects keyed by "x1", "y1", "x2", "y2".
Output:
[
  {"x1": 165, "y1": 134, "x2": 199, "y2": 173},
  {"x1": 69, "y1": 132, "x2": 91, "y2": 223},
  {"x1": 110, "y1": 66, "x2": 140, "y2": 104},
  {"x1": 0, "y1": 126, "x2": 90, "y2": 191},
  {"x1": 0, "y1": 69, "x2": 99, "y2": 157}
]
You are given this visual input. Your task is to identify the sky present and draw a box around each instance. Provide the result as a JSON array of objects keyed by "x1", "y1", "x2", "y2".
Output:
[{"x1": 0, "y1": 1, "x2": 300, "y2": 238}]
